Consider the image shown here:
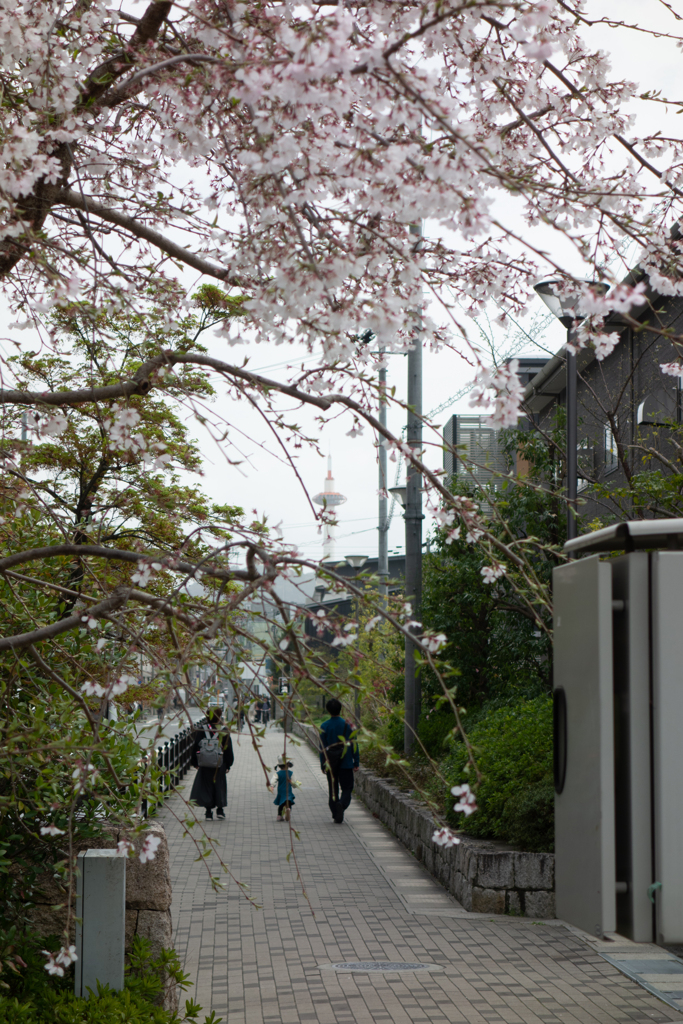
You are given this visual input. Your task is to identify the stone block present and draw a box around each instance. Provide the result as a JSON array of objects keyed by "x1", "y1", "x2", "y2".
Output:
[
  {"x1": 25, "y1": 902, "x2": 72, "y2": 940},
  {"x1": 471, "y1": 886, "x2": 506, "y2": 914},
  {"x1": 124, "y1": 822, "x2": 172, "y2": 911},
  {"x1": 524, "y1": 889, "x2": 555, "y2": 919},
  {"x1": 476, "y1": 853, "x2": 514, "y2": 889},
  {"x1": 513, "y1": 852, "x2": 554, "y2": 890},
  {"x1": 453, "y1": 872, "x2": 472, "y2": 910},
  {"x1": 353, "y1": 763, "x2": 556, "y2": 919},
  {"x1": 126, "y1": 908, "x2": 139, "y2": 949},
  {"x1": 135, "y1": 908, "x2": 172, "y2": 957},
  {"x1": 135, "y1": 909, "x2": 177, "y2": 1014},
  {"x1": 507, "y1": 891, "x2": 522, "y2": 916}
]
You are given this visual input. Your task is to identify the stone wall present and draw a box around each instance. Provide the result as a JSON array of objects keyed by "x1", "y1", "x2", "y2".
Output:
[
  {"x1": 25, "y1": 821, "x2": 176, "y2": 1011},
  {"x1": 291, "y1": 720, "x2": 555, "y2": 918}
]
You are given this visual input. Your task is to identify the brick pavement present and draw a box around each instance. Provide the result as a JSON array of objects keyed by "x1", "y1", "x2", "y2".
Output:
[{"x1": 157, "y1": 726, "x2": 683, "y2": 1024}]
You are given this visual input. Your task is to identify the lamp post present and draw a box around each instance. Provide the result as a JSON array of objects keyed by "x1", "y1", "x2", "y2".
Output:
[
  {"x1": 344, "y1": 555, "x2": 367, "y2": 724},
  {"x1": 378, "y1": 350, "x2": 389, "y2": 606},
  {"x1": 388, "y1": 482, "x2": 421, "y2": 755},
  {"x1": 533, "y1": 280, "x2": 607, "y2": 541}
]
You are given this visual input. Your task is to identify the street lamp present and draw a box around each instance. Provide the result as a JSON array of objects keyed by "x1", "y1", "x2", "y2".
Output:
[
  {"x1": 344, "y1": 555, "x2": 368, "y2": 569},
  {"x1": 388, "y1": 485, "x2": 407, "y2": 508},
  {"x1": 533, "y1": 280, "x2": 608, "y2": 541}
]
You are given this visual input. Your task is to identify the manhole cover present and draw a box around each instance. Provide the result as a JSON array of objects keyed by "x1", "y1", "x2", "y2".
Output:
[{"x1": 319, "y1": 961, "x2": 443, "y2": 973}]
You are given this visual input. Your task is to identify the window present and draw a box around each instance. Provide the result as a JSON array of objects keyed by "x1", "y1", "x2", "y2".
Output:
[{"x1": 604, "y1": 425, "x2": 618, "y2": 473}]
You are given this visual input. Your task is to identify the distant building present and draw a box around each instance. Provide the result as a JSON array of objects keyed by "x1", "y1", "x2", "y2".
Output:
[
  {"x1": 443, "y1": 414, "x2": 507, "y2": 488},
  {"x1": 443, "y1": 358, "x2": 546, "y2": 490}
]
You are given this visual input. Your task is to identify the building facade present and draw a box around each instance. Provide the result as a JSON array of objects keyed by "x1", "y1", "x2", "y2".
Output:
[
  {"x1": 522, "y1": 286, "x2": 683, "y2": 523},
  {"x1": 443, "y1": 357, "x2": 547, "y2": 491}
]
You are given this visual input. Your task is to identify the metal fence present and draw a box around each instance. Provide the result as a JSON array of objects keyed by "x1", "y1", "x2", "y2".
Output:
[{"x1": 142, "y1": 718, "x2": 206, "y2": 817}]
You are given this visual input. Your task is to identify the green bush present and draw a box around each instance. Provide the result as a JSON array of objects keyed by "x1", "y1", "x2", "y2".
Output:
[
  {"x1": 386, "y1": 707, "x2": 404, "y2": 753},
  {"x1": 444, "y1": 696, "x2": 553, "y2": 852},
  {"x1": 417, "y1": 710, "x2": 455, "y2": 758},
  {"x1": 0, "y1": 933, "x2": 220, "y2": 1024},
  {"x1": 0, "y1": 986, "x2": 182, "y2": 1023}
]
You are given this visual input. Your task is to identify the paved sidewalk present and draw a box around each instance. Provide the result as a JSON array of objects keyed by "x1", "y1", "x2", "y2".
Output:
[{"x1": 157, "y1": 727, "x2": 682, "y2": 1024}]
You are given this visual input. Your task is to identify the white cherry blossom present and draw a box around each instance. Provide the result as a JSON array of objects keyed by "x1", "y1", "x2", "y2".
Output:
[{"x1": 139, "y1": 834, "x2": 162, "y2": 864}]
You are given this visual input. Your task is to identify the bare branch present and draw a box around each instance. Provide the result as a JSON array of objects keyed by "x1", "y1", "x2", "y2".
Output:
[{"x1": 0, "y1": 352, "x2": 167, "y2": 407}]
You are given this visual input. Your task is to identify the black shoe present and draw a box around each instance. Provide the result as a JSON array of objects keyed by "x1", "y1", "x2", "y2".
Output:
[
  {"x1": 216, "y1": 808, "x2": 225, "y2": 819},
  {"x1": 334, "y1": 816, "x2": 344, "y2": 824},
  {"x1": 205, "y1": 810, "x2": 213, "y2": 820}
]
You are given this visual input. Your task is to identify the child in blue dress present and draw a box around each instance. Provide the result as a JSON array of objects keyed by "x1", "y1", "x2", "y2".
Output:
[{"x1": 272, "y1": 758, "x2": 295, "y2": 822}]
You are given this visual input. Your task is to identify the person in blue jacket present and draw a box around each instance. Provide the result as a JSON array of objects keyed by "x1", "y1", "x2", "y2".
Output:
[
  {"x1": 273, "y1": 758, "x2": 295, "y2": 822},
  {"x1": 319, "y1": 698, "x2": 359, "y2": 824}
]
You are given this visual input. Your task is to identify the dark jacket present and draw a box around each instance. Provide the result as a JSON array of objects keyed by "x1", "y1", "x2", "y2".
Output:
[
  {"x1": 190, "y1": 725, "x2": 234, "y2": 771},
  {"x1": 189, "y1": 725, "x2": 234, "y2": 809},
  {"x1": 319, "y1": 717, "x2": 359, "y2": 772}
]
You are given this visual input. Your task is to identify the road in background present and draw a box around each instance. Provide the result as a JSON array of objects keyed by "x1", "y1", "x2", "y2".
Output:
[{"x1": 135, "y1": 707, "x2": 206, "y2": 751}]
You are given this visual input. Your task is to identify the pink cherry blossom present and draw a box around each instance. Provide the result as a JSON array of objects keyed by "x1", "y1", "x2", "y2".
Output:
[
  {"x1": 432, "y1": 827, "x2": 461, "y2": 848},
  {"x1": 481, "y1": 564, "x2": 506, "y2": 584}
]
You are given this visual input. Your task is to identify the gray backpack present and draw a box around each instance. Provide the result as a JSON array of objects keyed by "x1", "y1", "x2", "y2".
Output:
[{"x1": 197, "y1": 727, "x2": 223, "y2": 768}]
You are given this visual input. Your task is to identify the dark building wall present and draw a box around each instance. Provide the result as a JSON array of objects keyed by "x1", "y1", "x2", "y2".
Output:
[{"x1": 524, "y1": 294, "x2": 683, "y2": 523}]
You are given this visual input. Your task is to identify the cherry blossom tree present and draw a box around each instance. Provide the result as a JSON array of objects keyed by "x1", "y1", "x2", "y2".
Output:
[{"x1": 3, "y1": 0, "x2": 683, "y2": 975}]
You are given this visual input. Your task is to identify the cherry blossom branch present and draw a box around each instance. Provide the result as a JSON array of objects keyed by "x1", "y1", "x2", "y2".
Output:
[
  {"x1": 79, "y1": 1, "x2": 174, "y2": 108},
  {"x1": 0, "y1": 353, "x2": 167, "y2": 406},
  {"x1": 100, "y1": 54, "x2": 227, "y2": 108},
  {"x1": 25, "y1": 645, "x2": 128, "y2": 790},
  {"x1": 55, "y1": 190, "x2": 236, "y2": 282},
  {"x1": 0, "y1": 542, "x2": 245, "y2": 582},
  {"x1": 0, "y1": 587, "x2": 131, "y2": 651}
]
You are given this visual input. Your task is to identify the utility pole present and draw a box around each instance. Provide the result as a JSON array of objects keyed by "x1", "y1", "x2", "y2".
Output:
[
  {"x1": 378, "y1": 348, "x2": 389, "y2": 606},
  {"x1": 565, "y1": 344, "x2": 578, "y2": 541},
  {"x1": 404, "y1": 224, "x2": 423, "y2": 755}
]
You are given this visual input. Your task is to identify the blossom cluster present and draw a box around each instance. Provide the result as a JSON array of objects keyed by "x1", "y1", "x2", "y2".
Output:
[
  {"x1": 432, "y1": 827, "x2": 461, "y2": 848},
  {"x1": 43, "y1": 945, "x2": 77, "y2": 977},
  {"x1": 131, "y1": 560, "x2": 162, "y2": 587},
  {"x1": 452, "y1": 784, "x2": 478, "y2": 817},
  {"x1": 481, "y1": 564, "x2": 506, "y2": 585},
  {"x1": 82, "y1": 673, "x2": 135, "y2": 700},
  {"x1": 71, "y1": 760, "x2": 99, "y2": 794},
  {"x1": 0, "y1": 0, "x2": 679, "y2": 428},
  {"x1": 139, "y1": 834, "x2": 162, "y2": 864}
]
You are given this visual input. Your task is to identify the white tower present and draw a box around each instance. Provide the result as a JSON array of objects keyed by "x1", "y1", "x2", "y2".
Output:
[{"x1": 312, "y1": 456, "x2": 347, "y2": 561}]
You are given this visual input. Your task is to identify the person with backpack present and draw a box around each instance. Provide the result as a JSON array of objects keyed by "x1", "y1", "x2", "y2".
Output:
[
  {"x1": 190, "y1": 709, "x2": 234, "y2": 820},
  {"x1": 319, "y1": 698, "x2": 359, "y2": 824}
]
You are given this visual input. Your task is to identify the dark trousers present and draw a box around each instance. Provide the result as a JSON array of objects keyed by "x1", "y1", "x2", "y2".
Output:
[{"x1": 327, "y1": 768, "x2": 354, "y2": 820}]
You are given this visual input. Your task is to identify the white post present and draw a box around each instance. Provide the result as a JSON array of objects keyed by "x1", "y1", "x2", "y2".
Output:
[{"x1": 75, "y1": 849, "x2": 126, "y2": 998}]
